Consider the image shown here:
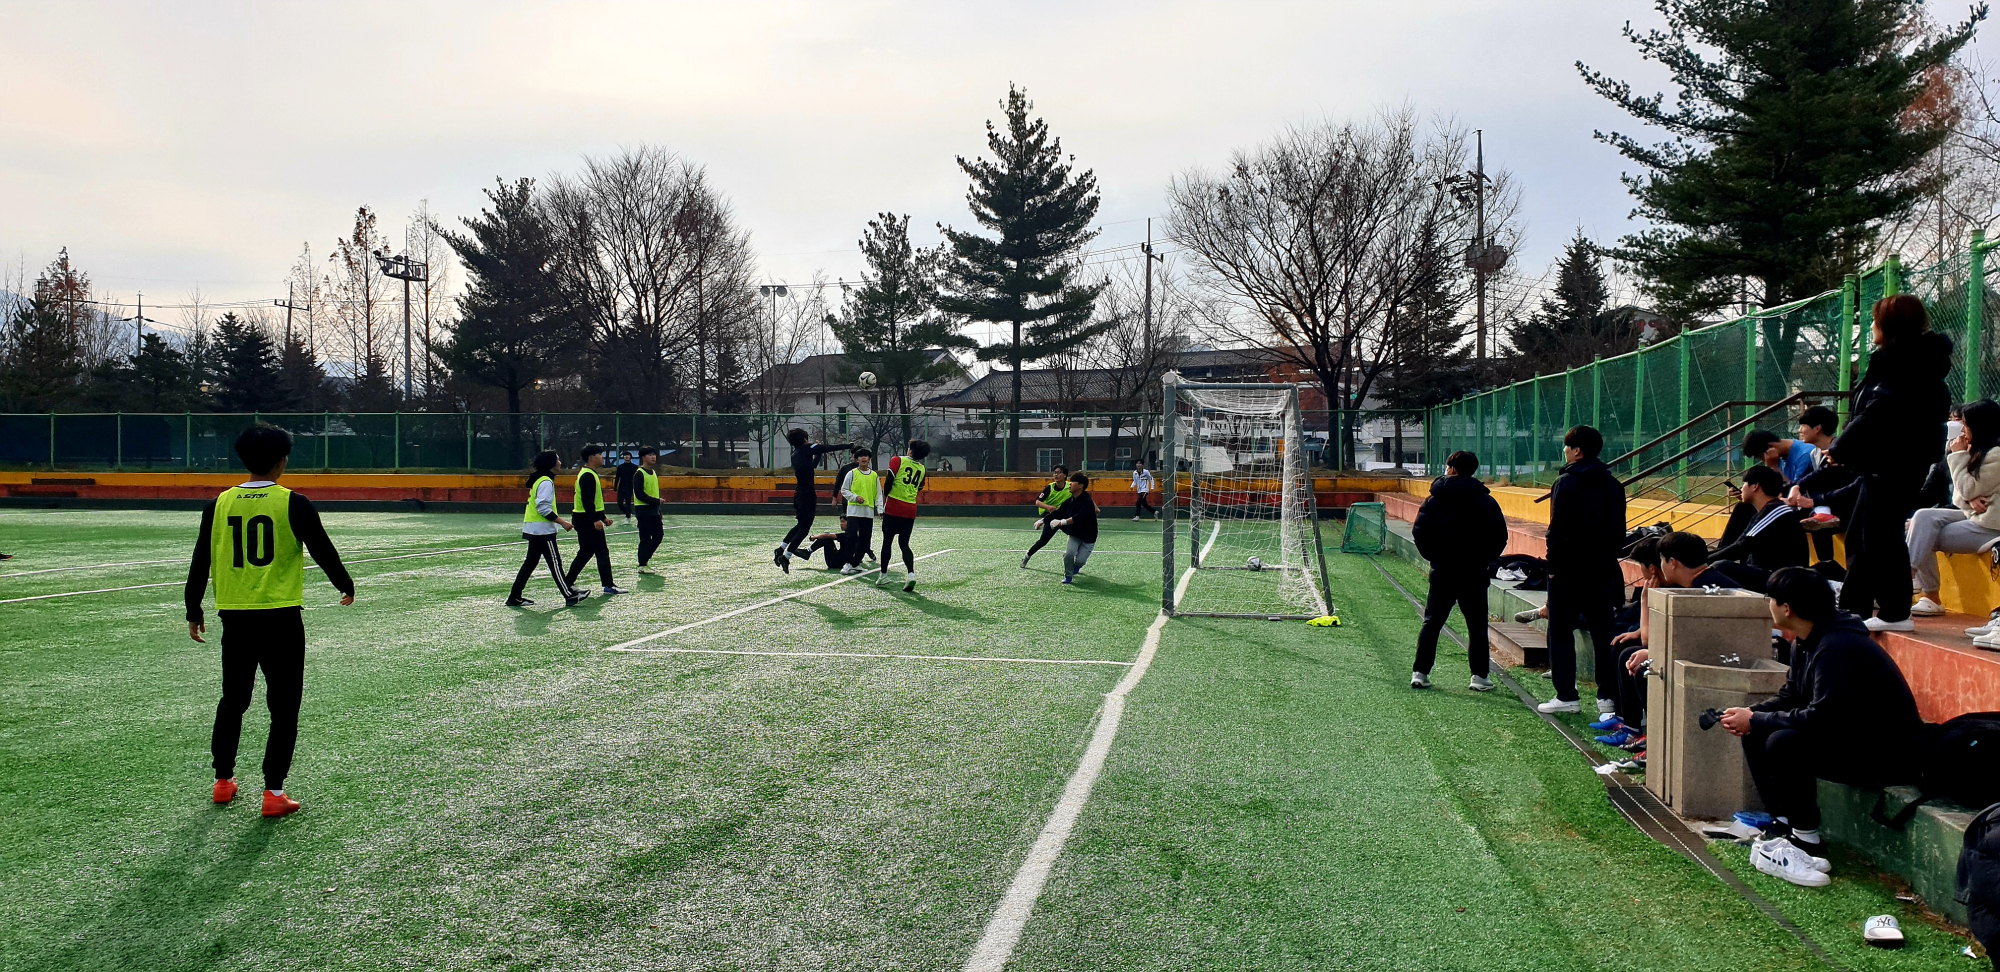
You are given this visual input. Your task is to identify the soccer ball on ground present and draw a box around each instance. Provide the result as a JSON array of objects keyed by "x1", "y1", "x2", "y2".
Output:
[
  {"x1": 857, "y1": 371, "x2": 878, "y2": 389},
  {"x1": 1247, "y1": 556, "x2": 1265, "y2": 571}
]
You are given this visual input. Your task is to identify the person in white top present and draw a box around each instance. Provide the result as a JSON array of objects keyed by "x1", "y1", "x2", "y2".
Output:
[
  {"x1": 835, "y1": 449, "x2": 886, "y2": 574},
  {"x1": 508, "y1": 450, "x2": 582, "y2": 607},
  {"x1": 1131, "y1": 462, "x2": 1157, "y2": 521}
]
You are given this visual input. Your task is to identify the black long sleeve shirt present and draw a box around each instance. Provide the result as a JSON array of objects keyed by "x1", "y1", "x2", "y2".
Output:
[
  {"x1": 791, "y1": 443, "x2": 853, "y2": 500},
  {"x1": 1749, "y1": 613, "x2": 1923, "y2": 752},
  {"x1": 185, "y1": 490, "x2": 354, "y2": 624},
  {"x1": 1058, "y1": 493, "x2": 1099, "y2": 544}
]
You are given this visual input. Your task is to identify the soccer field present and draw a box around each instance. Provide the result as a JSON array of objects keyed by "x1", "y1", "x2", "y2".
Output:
[{"x1": 0, "y1": 510, "x2": 1967, "y2": 971}]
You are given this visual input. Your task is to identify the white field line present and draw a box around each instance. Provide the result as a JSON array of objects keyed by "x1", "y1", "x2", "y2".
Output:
[
  {"x1": 962, "y1": 564, "x2": 1197, "y2": 972},
  {"x1": 602, "y1": 548, "x2": 957, "y2": 650},
  {"x1": 608, "y1": 646, "x2": 1131, "y2": 666},
  {"x1": 0, "y1": 558, "x2": 183, "y2": 578},
  {"x1": 0, "y1": 530, "x2": 638, "y2": 606}
]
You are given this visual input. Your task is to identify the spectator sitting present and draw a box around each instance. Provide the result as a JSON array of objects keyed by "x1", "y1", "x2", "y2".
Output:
[
  {"x1": 1907, "y1": 398, "x2": 2000, "y2": 618},
  {"x1": 1594, "y1": 535, "x2": 1666, "y2": 749},
  {"x1": 1721, "y1": 568, "x2": 1924, "y2": 887},
  {"x1": 1658, "y1": 531, "x2": 1744, "y2": 590},
  {"x1": 1916, "y1": 405, "x2": 1967, "y2": 511},
  {"x1": 1711, "y1": 465, "x2": 1808, "y2": 574},
  {"x1": 1744, "y1": 428, "x2": 1818, "y2": 485},
  {"x1": 1788, "y1": 406, "x2": 1849, "y2": 571}
]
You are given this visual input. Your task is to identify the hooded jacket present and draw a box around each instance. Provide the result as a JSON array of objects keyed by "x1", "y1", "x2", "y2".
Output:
[
  {"x1": 1546, "y1": 457, "x2": 1627, "y2": 578},
  {"x1": 1829, "y1": 331, "x2": 1954, "y2": 476},
  {"x1": 1412, "y1": 474, "x2": 1509, "y2": 578}
]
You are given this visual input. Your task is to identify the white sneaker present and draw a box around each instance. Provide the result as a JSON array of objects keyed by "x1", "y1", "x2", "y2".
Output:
[
  {"x1": 1512, "y1": 607, "x2": 1542, "y2": 624},
  {"x1": 1863, "y1": 617, "x2": 1915, "y2": 633},
  {"x1": 1752, "y1": 837, "x2": 1831, "y2": 887},
  {"x1": 1536, "y1": 698, "x2": 1581, "y2": 714},
  {"x1": 1966, "y1": 622, "x2": 1997, "y2": 638},
  {"x1": 1132, "y1": 516, "x2": 1142, "y2": 521},
  {"x1": 1974, "y1": 631, "x2": 2000, "y2": 651},
  {"x1": 876, "y1": 569, "x2": 891, "y2": 586},
  {"x1": 840, "y1": 565, "x2": 861, "y2": 575},
  {"x1": 1597, "y1": 697, "x2": 1618, "y2": 715},
  {"x1": 1411, "y1": 671, "x2": 1431, "y2": 690},
  {"x1": 1469, "y1": 675, "x2": 1494, "y2": 692},
  {"x1": 1911, "y1": 597, "x2": 1946, "y2": 617},
  {"x1": 636, "y1": 565, "x2": 658, "y2": 575}
]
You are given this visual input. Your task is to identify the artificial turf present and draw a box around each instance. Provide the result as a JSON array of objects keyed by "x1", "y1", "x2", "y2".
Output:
[{"x1": 0, "y1": 509, "x2": 1977, "y2": 969}]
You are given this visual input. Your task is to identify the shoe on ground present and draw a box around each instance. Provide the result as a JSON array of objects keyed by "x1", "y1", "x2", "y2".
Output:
[
  {"x1": 1864, "y1": 616, "x2": 1915, "y2": 633},
  {"x1": 1536, "y1": 698, "x2": 1581, "y2": 714},
  {"x1": 903, "y1": 577, "x2": 916, "y2": 592},
  {"x1": 1621, "y1": 734, "x2": 1649, "y2": 752},
  {"x1": 505, "y1": 597, "x2": 533, "y2": 607},
  {"x1": 1757, "y1": 825, "x2": 1831, "y2": 867},
  {"x1": 637, "y1": 565, "x2": 658, "y2": 575},
  {"x1": 1752, "y1": 837, "x2": 1830, "y2": 887},
  {"x1": 876, "y1": 569, "x2": 890, "y2": 586},
  {"x1": 1411, "y1": 671, "x2": 1432, "y2": 690},
  {"x1": 213, "y1": 779, "x2": 238, "y2": 804},
  {"x1": 602, "y1": 586, "x2": 626, "y2": 596},
  {"x1": 1589, "y1": 714, "x2": 1623, "y2": 731},
  {"x1": 1966, "y1": 621, "x2": 1997, "y2": 638},
  {"x1": 1595, "y1": 729, "x2": 1640, "y2": 747},
  {"x1": 1061, "y1": 576, "x2": 1074, "y2": 585},
  {"x1": 1020, "y1": 556, "x2": 1031, "y2": 569},
  {"x1": 1513, "y1": 607, "x2": 1543, "y2": 624},
  {"x1": 1802, "y1": 513, "x2": 1842, "y2": 532},
  {"x1": 1911, "y1": 597, "x2": 1946, "y2": 617},
  {"x1": 261, "y1": 790, "x2": 301, "y2": 818},
  {"x1": 564, "y1": 592, "x2": 589, "y2": 607},
  {"x1": 1974, "y1": 632, "x2": 2000, "y2": 651},
  {"x1": 1132, "y1": 516, "x2": 1142, "y2": 521},
  {"x1": 840, "y1": 565, "x2": 861, "y2": 575},
  {"x1": 1469, "y1": 675, "x2": 1494, "y2": 692},
  {"x1": 1596, "y1": 697, "x2": 1618, "y2": 715},
  {"x1": 1863, "y1": 915, "x2": 1905, "y2": 949}
]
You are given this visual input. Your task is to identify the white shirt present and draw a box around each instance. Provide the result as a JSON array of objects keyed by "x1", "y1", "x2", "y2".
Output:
[
  {"x1": 523, "y1": 478, "x2": 559, "y2": 536},
  {"x1": 840, "y1": 468, "x2": 885, "y2": 519},
  {"x1": 1132, "y1": 468, "x2": 1155, "y2": 493}
]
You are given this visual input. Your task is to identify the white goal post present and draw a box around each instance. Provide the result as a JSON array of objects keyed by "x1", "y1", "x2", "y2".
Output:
[{"x1": 1160, "y1": 375, "x2": 1335, "y2": 620}]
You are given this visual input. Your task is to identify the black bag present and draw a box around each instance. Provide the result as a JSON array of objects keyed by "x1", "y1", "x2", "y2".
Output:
[
  {"x1": 1959, "y1": 801, "x2": 2000, "y2": 960},
  {"x1": 1921, "y1": 712, "x2": 2000, "y2": 809}
]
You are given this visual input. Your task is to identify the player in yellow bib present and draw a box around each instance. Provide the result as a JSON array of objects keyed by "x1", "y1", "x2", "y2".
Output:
[
  {"x1": 633, "y1": 447, "x2": 665, "y2": 573},
  {"x1": 563, "y1": 445, "x2": 625, "y2": 595},
  {"x1": 876, "y1": 439, "x2": 930, "y2": 592},
  {"x1": 184, "y1": 425, "x2": 354, "y2": 818},
  {"x1": 1021, "y1": 464, "x2": 1070, "y2": 568},
  {"x1": 508, "y1": 449, "x2": 584, "y2": 607}
]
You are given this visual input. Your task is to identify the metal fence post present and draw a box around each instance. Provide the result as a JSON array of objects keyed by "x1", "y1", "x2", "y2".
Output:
[
  {"x1": 1530, "y1": 376, "x2": 1542, "y2": 485},
  {"x1": 323, "y1": 412, "x2": 330, "y2": 469},
  {"x1": 1677, "y1": 329, "x2": 1691, "y2": 500},
  {"x1": 1743, "y1": 315, "x2": 1758, "y2": 404},
  {"x1": 1632, "y1": 346, "x2": 1647, "y2": 475},
  {"x1": 49, "y1": 413, "x2": 55, "y2": 470},
  {"x1": 393, "y1": 412, "x2": 401, "y2": 471},
  {"x1": 1968, "y1": 232, "x2": 1987, "y2": 402},
  {"x1": 691, "y1": 411, "x2": 700, "y2": 470},
  {"x1": 186, "y1": 412, "x2": 193, "y2": 470},
  {"x1": 1839, "y1": 275, "x2": 1857, "y2": 425},
  {"x1": 116, "y1": 413, "x2": 123, "y2": 470},
  {"x1": 1885, "y1": 254, "x2": 1903, "y2": 297},
  {"x1": 466, "y1": 411, "x2": 473, "y2": 470},
  {"x1": 1591, "y1": 356, "x2": 1603, "y2": 433}
]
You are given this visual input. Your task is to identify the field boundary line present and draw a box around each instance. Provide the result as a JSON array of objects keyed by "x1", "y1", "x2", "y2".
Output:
[
  {"x1": 962, "y1": 565, "x2": 1196, "y2": 972},
  {"x1": 608, "y1": 646, "x2": 1131, "y2": 666},
  {"x1": 0, "y1": 558, "x2": 183, "y2": 578},
  {"x1": 603, "y1": 548, "x2": 957, "y2": 650}
]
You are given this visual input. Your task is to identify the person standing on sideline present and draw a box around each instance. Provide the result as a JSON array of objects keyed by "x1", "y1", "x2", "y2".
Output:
[
  {"x1": 1048, "y1": 472, "x2": 1099, "y2": 584},
  {"x1": 564, "y1": 445, "x2": 625, "y2": 596},
  {"x1": 1131, "y1": 461, "x2": 1157, "y2": 521},
  {"x1": 613, "y1": 451, "x2": 639, "y2": 523},
  {"x1": 836, "y1": 448, "x2": 883, "y2": 574},
  {"x1": 185, "y1": 424, "x2": 355, "y2": 818},
  {"x1": 1825, "y1": 295, "x2": 1954, "y2": 631},
  {"x1": 776, "y1": 428, "x2": 854, "y2": 573},
  {"x1": 1539, "y1": 425, "x2": 1628, "y2": 715},
  {"x1": 633, "y1": 447, "x2": 665, "y2": 574},
  {"x1": 509, "y1": 450, "x2": 584, "y2": 607},
  {"x1": 1410, "y1": 451, "x2": 1509, "y2": 692},
  {"x1": 1021, "y1": 465, "x2": 1071, "y2": 568},
  {"x1": 877, "y1": 439, "x2": 930, "y2": 592}
]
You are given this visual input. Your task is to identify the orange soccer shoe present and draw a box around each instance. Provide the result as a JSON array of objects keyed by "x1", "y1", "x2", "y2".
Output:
[
  {"x1": 212, "y1": 779, "x2": 238, "y2": 804},
  {"x1": 261, "y1": 790, "x2": 301, "y2": 818}
]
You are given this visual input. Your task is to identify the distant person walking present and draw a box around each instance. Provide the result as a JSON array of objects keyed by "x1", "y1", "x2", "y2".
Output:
[
  {"x1": 1410, "y1": 451, "x2": 1508, "y2": 692},
  {"x1": 508, "y1": 450, "x2": 584, "y2": 607},
  {"x1": 1131, "y1": 462, "x2": 1157, "y2": 520},
  {"x1": 1539, "y1": 426, "x2": 1627, "y2": 715},
  {"x1": 613, "y1": 451, "x2": 639, "y2": 523}
]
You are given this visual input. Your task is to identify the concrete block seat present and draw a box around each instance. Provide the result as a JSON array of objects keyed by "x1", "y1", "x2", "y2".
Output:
[{"x1": 1819, "y1": 783, "x2": 1980, "y2": 926}]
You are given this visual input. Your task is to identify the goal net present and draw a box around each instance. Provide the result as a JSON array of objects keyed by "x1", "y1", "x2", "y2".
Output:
[
  {"x1": 1161, "y1": 380, "x2": 1333, "y2": 619},
  {"x1": 1340, "y1": 502, "x2": 1387, "y2": 555}
]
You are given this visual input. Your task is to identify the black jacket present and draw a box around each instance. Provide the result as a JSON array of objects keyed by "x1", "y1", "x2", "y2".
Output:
[
  {"x1": 1830, "y1": 331, "x2": 1954, "y2": 477},
  {"x1": 1412, "y1": 474, "x2": 1508, "y2": 577},
  {"x1": 1546, "y1": 458, "x2": 1627, "y2": 577},
  {"x1": 1057, "y1": 492, "x2": 1099, "y2": 545},
  {"x1": 1750, "y1": 613, "x2": 1923, "y2": 754},
  {"x1": 1711, "y1": 501, "x2": 1808, "y2": 572}
]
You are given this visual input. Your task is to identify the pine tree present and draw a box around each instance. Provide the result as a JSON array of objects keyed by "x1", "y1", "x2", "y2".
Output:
[
  {"x1": 84, "y1": 333, "x2": 200, "y2": 411},
  {"x1": 212, "y1": 312, "x2": 289, "y2": 411},
  {"x1": 1580, "y1": 0, "x2": 1982, "y2": 317},
  {"x1": 830, "y1": 213, "x2": 972, "y2": 440},
  {"x1": 0, "y1": 296, "x2": 84, "y2": 411},
  {"x1": 936, "y1": 85, "x2": 1109, "y2": 468},
  {"x1": 1504, "y1": 233, "x2": 1642, "y2": 372}
]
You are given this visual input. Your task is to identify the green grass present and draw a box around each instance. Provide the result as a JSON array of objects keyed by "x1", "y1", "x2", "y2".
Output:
[{"x1": 0, "y1": 511, "x2": 1977, "y2": 969}]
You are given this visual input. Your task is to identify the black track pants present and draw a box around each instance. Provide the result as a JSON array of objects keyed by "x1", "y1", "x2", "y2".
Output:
[{"x1": 211, "y1": 607, "x2": 306, "y2": 791}]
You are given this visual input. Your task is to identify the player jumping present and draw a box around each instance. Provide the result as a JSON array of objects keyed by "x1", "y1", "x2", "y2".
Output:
[{"x1": 777, "y1": 428, "x2": 854, "y2": 574}]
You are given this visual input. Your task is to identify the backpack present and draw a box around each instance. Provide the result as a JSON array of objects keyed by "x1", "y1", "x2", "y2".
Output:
[
  {"x1": 1960, "y1": 801, "x2": 2000, "y2": 960},
  {"x1": 1921, "y1": 713, "x2": 2000, "y2": 810}
]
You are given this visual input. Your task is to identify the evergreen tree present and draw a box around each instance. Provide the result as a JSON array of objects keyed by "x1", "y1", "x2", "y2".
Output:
[
  {"x1": 84, "y1": 333, "x2": 200, "y2": 411},
  {"x1": 936, "y1": 86, "x2": 1109, "y2": 468},
  {"x1": 830, "y1": 213, "x2": 973, "y2": 439},
  {"x1": 211, "y1": 312, "x2": 290, "y2": 411},
  {"x1": 439, "y1": 178, "x2": 577, "y2": 462},
  {"x1": 1581, "y1": 0, "x2": 1981, "y2": 318},
  {"x1": 0, "y1": 296, "x2": 84, "y2": 411},
  {"x1": 1504, "y1": 233, "x2": 1642, "y2": 372},
  {"x1": 279, "y1": 329, "x2": 329, "y2": 411}
]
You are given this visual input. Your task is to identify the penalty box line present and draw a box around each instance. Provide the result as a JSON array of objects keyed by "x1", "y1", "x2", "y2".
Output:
[{"x1": 961, "y1": 564, "x2": 1197, "y2": 972}]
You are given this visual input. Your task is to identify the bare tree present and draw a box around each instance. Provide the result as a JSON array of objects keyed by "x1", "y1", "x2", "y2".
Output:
[
  {"x1": 405, "y1": 199, "x2": 457, "y2": 400},
  {"x1": 328, "y1": 206, "x2": 394, "y2": 406},
  {"x1": 1081, "y1": 253, "x2": 1196, "y2": 467},
  {"x1": 1168, "y1": 108, "x2": 1519, "y2": 464}
]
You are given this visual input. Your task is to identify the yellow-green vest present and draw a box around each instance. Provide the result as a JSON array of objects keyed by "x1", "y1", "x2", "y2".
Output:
[
  {"x1": 571, "y1": 466, "x2": 603, "y2": 515},
  {"x1": 1044, "y1": 482, "x2": 1072, "y2": 508},
  {"x1": 637, "y1": 467, "x2": 660, "y2": 503},
  {"x1": 848, "y1": 468, "x2": 879, "y2": 507},
  {"x1": 888, "y1": 457, "x2": 925, "y2": 505},
  {"x1": 210, "y1": 483, "x2": 305, "y2": 610},
  {"x1": 523, "y1": 475, "x2": 552, "y2": 523}
]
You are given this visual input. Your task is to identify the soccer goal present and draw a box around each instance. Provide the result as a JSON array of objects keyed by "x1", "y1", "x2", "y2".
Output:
[{"x1": 1160, "y1": 376, "x2": 1334, "y2": 620}]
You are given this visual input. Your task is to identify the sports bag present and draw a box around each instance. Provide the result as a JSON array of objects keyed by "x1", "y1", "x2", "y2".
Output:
[
  {"x1": 1921, "y1": 712, "x2": 2000, "y2": 810},
  {"x1": 1958, "y1": 801, "x2": 2000, "y2": 960}
]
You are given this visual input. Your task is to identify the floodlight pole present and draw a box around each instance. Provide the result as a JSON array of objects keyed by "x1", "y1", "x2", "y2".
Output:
[{"x1": 375, "y1": 251, "x2": 429, "y2": 401}]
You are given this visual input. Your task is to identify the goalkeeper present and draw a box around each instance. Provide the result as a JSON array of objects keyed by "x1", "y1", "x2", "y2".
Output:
[{"x1": 1047, "y1": 472, "x2": 1098, "y2": 585}]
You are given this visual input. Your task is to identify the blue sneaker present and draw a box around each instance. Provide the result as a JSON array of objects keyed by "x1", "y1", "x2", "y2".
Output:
[
  {"x1": 1061, "y1": 576, "x2": 1074, "y2": 585},
  {"x1": 1588, "y1": 715, "x2": 1624, "y2": 731},
  {"x1": 1595, "y1": 729, "x2": 1640, "y2": 747}
]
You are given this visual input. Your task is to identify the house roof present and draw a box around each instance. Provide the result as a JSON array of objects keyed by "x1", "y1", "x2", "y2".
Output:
[
  {"x1": 922, "y1": 347, "x2": 1292, "y2": 408},
  {"x1": 753, "y1": 351, "x2": 957, "y2": 390}
]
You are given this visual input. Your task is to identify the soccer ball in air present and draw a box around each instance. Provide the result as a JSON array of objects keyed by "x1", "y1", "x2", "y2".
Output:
[
  {"x1": 857, "y1": 371, "x2": 878, "y2": 389},
  {"x1": 1247, "y1": 556, "x2": 1265, "y2": 571}
]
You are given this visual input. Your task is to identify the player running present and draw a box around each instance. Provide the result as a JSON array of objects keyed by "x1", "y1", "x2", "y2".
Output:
[
  {"x1": 776, "y1": 428, "x2": 854, "y2": 573},
  {"x1": 185, "y1": 424, "x2": 354, "y2": 818},
  {"x1": 1049, "y1": 471, "x2": 1099, "y2": 584},
  {"x1": 876, "y1": 439, "x2": 929, "y2": 592},
  {"x1": 633, "y1": 447, "x2": 664, "y2": 574},
  {"x1": 1021, "y1": 464, "x2": 1070, "y2": 568},
  {"x1": 564, "y1": 445, "x2": 625, "y2": 596}
]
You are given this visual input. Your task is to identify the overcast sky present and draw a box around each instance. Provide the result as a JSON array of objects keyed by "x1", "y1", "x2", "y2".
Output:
[{"x1": 0, "y1": 1, "x2": 1760, "y2": 318}]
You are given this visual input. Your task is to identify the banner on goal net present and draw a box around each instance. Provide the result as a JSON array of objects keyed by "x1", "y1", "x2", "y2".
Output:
[{"x1": 1160, "y1": 378, "x2": 1334, "y2": 620}]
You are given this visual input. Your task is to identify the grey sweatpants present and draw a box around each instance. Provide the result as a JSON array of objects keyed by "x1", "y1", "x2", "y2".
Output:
[
  {"x1": 1064, "y1": 537, "x2": 1095, "y2": 577},
  {"x1": 1907, "y1": 507, "x2": 2000, "y2": 593}
]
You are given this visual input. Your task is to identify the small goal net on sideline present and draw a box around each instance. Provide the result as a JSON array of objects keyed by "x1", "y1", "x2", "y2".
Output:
[{"x1": 1160, "y1": 377, "x2": 1334, "y2": 620}]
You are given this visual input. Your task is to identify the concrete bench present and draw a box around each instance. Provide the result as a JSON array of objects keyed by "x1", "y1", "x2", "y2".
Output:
[{"x1": 1819, "y1": 782, "x2": 1979, "y2": 926}]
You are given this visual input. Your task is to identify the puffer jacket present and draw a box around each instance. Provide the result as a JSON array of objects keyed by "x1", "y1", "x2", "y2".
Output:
[
  {"x1": 1412, "y1": 474, "x2": 1509, "y2": 577},
  {"x1": 1829, "y1": 331, "x2": 1954, "y2": 475},
  {"x1": 1948, "y1": 447, "x2": 2000, "y2": 531}
]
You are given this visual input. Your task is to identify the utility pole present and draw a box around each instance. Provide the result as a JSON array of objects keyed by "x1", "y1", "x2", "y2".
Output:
[
  {"x1": 374, "y1": 250, "x2": 428, "y2": 401},
  {"x1": 1142, "y1": 218, "x2": 1165, "y2": 364},
  {"x1": 1474, "y1": 130, "x2": 1487, "y2": 360},
  {"x1": 273, "y1": 283, "x2": 311, "y2": 348},
  {"x1": 116, "y1": 292, "x2": 162, "y2": 359}
]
